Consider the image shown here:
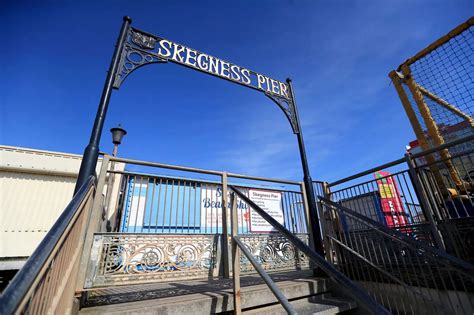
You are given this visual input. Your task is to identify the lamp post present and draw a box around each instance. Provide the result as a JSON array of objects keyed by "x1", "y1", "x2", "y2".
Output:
[
  {"x1": 287, "y1": 78, "x2": 324, "y2": 257},
  {"x1": 105, "y1": 124, "x2": 127, "y2": 232},
  {"x1": 110, "y1": 125, "x2": 127, "y2": 157},
  {"x1": 73, "y1": 16, "x2": 132, "y2": 195}
]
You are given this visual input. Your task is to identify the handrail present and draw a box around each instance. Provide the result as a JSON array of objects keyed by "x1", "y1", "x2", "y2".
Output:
[
  {"x1": 326, "y1": 235, "x2": 449, "y2": 313},
  {"x1": 329, "y1": 170, "x2": 408, "y2": 196},
  {"x1": 229, "y1": 192, "x2": 295, "y2": 314},
  {"x1": 107, "y1": 155, "x2": 302, "y2": 185},
  {"x1": 327, "y1": 135, "x2": 474, "y2": 187},
  {"x1": 328, "y1": 158, "x2": 405, "y2": 187},
  {"x1": 326, "y1": 235, "x2": 431, "y2": 296},
  {"x1": 233, "y1": 235, "x2": 297, "y2": 314},
  {"x1": 319, "y1": 196, "x2": 474, "y2": 276},
  {"x1": 0, "y1": 176, "x2": 95, "y2": 313},
  {"x1": 107, "y1": 169, "x2": 301, "y2": 192},
  {"x1": 108, "y1": 155, "x2": 224, "y2": 175},
  {"x1": 410, "y1": 134, "x2": 474, "y2": 160},
  {"x1": 229, "y1": 185, "x2": 390, "y2": 315},
  {"x1": 328, "y1": 235, "x2": 449, "y2": 314}
]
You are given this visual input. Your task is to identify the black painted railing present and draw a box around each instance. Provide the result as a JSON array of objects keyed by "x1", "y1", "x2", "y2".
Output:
[
  {"x1": 229, "y1": 185, "x2": 390, "y2": 315},
  {"x1": 319, "y1": 196, "x2": 474, "y2": 314}
]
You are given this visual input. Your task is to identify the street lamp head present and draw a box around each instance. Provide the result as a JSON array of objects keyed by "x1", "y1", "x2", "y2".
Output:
[{"x1": 110, "y1": 125, "x2": 127, "y2": 145}]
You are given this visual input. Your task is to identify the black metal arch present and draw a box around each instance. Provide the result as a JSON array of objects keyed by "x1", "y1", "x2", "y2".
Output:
[
  {"x1": 111, "y1": 26, "x2": 299, "y2": 134},
  {"x1": 74, "y1": 16, "x2": 323, "y2": 256}
]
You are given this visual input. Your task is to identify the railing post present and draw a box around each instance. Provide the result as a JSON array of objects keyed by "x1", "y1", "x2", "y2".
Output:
[
  {"x1": 75, "y1": 155, "x2": 110, "y2": 293},
  {"x1": 301, "y1": 181, "x2": 327, "y2": 276},
  {"x1": 230, "y1": 192, "x2": 242, "y2": 314},
  {"x1": 301, "y1": 182, "x2": 322, "y2": 275},
  {"x1": 300, "y1": 182, "x2": 314, "y2": 247},
  {"x1": 405, "y1": 153, "x2": 446, "y2": 250},
  {"x1": 221, "y1": 172, "x2": 230, "y2": 278},
  {"x1": 320, "y1": 182, "x2": 335, "y2": 261},
  {"x1": 103, "y1": 157, "x2": 118, "y2": 232}
]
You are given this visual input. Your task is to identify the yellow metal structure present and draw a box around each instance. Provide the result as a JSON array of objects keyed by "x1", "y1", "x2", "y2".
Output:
[{"x1": 389, "y1": 17, "x2": 474, "y2": 193}]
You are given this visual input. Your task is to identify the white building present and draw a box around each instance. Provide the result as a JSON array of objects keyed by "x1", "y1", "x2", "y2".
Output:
[{"x1": 0, "y1": 146, "x2": 123, "y2": 271}]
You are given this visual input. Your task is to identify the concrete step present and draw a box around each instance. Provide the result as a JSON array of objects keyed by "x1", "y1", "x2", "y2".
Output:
[
  {"x1": 244, "y1": 294, "x2": 357, "y2": 315},
  {"x1": 79, "y1": 276, "x2": 332, "y2": 314}
]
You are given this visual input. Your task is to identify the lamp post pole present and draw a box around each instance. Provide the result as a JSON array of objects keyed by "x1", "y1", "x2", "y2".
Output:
[
  {"x1": 287, "y1": 78, "x2": 324, "y2": 256},
  {"x1": 74, "y1": 16, "x2": 131, "y2": 194}
]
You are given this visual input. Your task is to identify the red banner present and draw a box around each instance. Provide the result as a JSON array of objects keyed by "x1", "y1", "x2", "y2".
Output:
[{"x1": 374, "y1": 171, "x2": 408, "y2": 227}]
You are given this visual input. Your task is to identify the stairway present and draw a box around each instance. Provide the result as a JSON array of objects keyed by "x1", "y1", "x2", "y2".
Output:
[
  {"x1": 243, "y1": 294, "x2": 355, "y2": 315},
  {"x1": 79, "y1": 271, "x2": 357, "y2": 314}
]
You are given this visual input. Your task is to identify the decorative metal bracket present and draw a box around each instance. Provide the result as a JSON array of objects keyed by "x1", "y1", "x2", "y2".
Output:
[
  {"x1": 265, "y1": 93, "x2": 299, "y2": 134},
  {"x1": 113, "y1": 28, "x2": 167, "y2": 89}
]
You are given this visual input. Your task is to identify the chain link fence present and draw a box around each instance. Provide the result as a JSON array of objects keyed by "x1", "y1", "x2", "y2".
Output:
[{"x1": 390, "y1": 17, "x2": 473, "y2": 195}]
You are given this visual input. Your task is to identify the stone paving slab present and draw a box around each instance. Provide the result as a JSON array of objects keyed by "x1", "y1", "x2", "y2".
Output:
[{"x1": 82, "y1": 270, "x2": 317, "y2": 308}]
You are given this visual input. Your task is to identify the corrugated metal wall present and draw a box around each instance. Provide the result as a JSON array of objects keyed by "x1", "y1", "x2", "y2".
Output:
[
  {"x1": 0, "y1": 146, "x2": 126, "y2": 265},
  {"x1": 0, "y1": 146, "x2": 108, "y2": 262},
  {"x1": 0, "y1": 146, "x2": 86, "y2": 260},
  {"x1": 0, "y1": 171, "x2": 77, "y2": 257}
]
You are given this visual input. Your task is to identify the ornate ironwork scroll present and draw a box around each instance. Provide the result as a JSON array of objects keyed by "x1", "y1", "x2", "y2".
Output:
[
  {"x1": 265, "y1": 93, "x2": 299, "y2": 134},
  {"x1": 85, "y1": 233, "x2": 218, "y2": 287},
  {"x1": 113, "y1": 28, "x2": 167, "y2": 89},
  {"x1": 238, "y1": 233, "x2": 309, "y2": 273}
]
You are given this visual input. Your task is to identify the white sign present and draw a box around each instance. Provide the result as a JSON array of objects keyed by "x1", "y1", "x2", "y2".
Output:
[
  {"x1": 249, "y1": 189, "x2": 284, "y2": 232},
  {"x1": 200, "y1": 185, "x2": 250, "y2": 229},
  {"x1": 132, "y1": 30, "x2": 291, "y2": 100}
]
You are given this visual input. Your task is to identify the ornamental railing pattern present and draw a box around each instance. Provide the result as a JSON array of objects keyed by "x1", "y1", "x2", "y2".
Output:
[
  {"x1": 239, "y1": 234, "x2": 310, "y2": 273},
  {"x1": 85, "y1": 233, "x2": 310, "y2": 287},
  {"x1": 85, "y1": 233, "x2": 219, "y2": 287}
]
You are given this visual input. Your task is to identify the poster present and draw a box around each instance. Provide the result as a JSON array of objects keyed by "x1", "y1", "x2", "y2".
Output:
[
  {"x1": 200, "y1": 185, "x2": 250, "y2": 230},
  {"x1": 374, "y1": 171, "x2": 408, "y2": 228},
  {"x1": 248, "y1": 189, "x2": 284, "y2": 232}
]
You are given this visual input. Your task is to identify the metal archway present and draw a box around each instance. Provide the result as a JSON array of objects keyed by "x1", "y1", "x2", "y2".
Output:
[{"x1": 74, "y1": 16, "x2": 323, "y2": 255}]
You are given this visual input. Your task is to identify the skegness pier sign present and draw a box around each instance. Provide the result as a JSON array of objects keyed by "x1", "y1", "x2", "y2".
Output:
[{"x1": 130, "y1": 30, "x2": 290, "y2": 100}]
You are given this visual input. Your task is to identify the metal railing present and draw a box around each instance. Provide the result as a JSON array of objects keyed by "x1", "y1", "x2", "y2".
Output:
[
  {"x1": 98, "y1": 154, "x2": 309, "y2": 235},
  {"x1": 229, "y1": 186, "x2": 390, "y2": 315},
  {"x1": 0, "y1": 176, "x2": 95, "y2": 315},
  {"x1": 317, "y1": 136, "x2": 474, "y2": 263},
  {"x1": 319, "y1": 196, "x2": 474, "y2": 314},
  {"x1": 327, "y1": 167, "x2": 444, "y2": 249},
  {"x1": 313, "y1": 136, "x2": 474, "y2": 313},
  {"x1": 113, "y1": 171, "x2": 307, "y2": 235},
  {"x1": 77, "y1": 154, "x2": 312, "y2": 290}
]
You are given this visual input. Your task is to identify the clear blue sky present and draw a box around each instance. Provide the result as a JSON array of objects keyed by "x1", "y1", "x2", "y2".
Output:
[{"x1": 1, "y1": 1, "x2": 472, "y2": 183}]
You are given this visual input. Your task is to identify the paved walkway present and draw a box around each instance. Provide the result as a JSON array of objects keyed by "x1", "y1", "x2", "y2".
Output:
[{"x1": 83, "y1": 270, "x2": 314, "y2": 307}]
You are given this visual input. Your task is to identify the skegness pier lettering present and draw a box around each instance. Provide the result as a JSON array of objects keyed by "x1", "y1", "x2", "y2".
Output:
[{"x1": 131, "y1": 29, "x2": 290, "y2": 100}]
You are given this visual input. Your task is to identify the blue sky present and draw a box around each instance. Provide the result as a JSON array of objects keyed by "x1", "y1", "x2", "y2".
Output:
[{"x1": 1, "y1": 1, "x2": 472, "y2": 183}]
